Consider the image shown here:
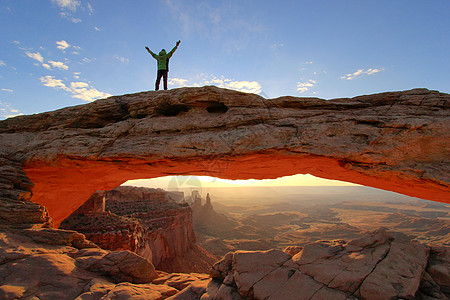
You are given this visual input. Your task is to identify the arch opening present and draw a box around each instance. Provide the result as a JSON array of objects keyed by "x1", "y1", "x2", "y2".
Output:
[{"x1": 58, "y1": 173, "x2": 450, "y2": 263}]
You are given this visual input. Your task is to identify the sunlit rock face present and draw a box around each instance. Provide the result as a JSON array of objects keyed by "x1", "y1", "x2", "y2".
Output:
[
  {"x1": 60, "y1": 186, "x2": 217, "y2": 273},
  {"x1": 206, "y1": 228, "x2": 449, "y2": 299},
  {"x1": 0, "y1": 86, "x2": 448, "y2": 228}
]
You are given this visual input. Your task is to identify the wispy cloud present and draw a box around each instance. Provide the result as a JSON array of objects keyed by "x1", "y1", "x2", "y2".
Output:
[
  {"x1": 87, "y1": 3, "x2": 94, "y2": 15},
  {"x1": 60, "y1": 12, "x2": 82, "y2": 23},
  {"x1": 25, "y1": 51, "x2": 44, "y2": 63},
  {"x1": 114, "y1": 55, "x2": 129, "y2": 64},
  {"x1": 40, "y1": 75, "x2": 111, "y2": 102},
  {"x1": 52, "y1": 0, "x2": 80, "y2": 12},
  {"x1": 52, "y1": 0, "x2": 83, "y2": 23},
  {"x1": 94, "y1": 26, "x2": 101, "y2": 31},
  {"x1": 168, "y1": 75, "x2": 262, "y2": 94},
  {"x1": 56, "y1": 40, "x2": 70, "y2": 50},
  {"x1": 81, "y1": 57, "x2": 93, "y2": 64},
  {"x1": 0, "y1": 61, "x2": 5, "y2": 66},
  {"x1": 297, "y1": 79, "x2": 316, "y2": 93},
  {"x1": 1, "y1": 89, "x2": 13, "y2": 93},
  {"x1": 0, "y1": 100, "x2": 23, "y2": 119},
  {"x1": 341, "y1": 68, "x2": 383, "y2": 80},
  {"x1": 24, "y1": 50, "x2": 70, "y2": 71},
  {"x1": 169, "y1": 78, "x2": 188, "y2": 86},
  {"x1": 48, "y1": 60, "x2": 69, "y2": 70}
]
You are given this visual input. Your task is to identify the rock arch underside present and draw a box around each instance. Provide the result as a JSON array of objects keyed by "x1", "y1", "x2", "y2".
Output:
[{"x1": 0, "y1": 86, "x2": 449, "y2": 229}]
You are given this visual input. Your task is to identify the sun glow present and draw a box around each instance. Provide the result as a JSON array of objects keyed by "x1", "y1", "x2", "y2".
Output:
[{"x1": 124, "y1": 174, "x2": 359, "y2": 190}]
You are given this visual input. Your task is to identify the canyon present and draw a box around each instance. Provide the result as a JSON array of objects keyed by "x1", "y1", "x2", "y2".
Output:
[
  {"x1": 0, "y1": 86, "x2": 449, "y2": 299},
  {"x1": 60, "y1": 186, "x2": 217, "y2": 273},
  {"x1": 188, "y1": 187, "x2": 449, "y2": 256}
]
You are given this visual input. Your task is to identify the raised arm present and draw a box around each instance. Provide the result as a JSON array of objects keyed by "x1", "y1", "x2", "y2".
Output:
[
  {"x1": 145, "y1": 46, "x2": 157, "y2": 59},
  {"x1": 167, "y1": 40, "x2": 181, "y2": 58}
]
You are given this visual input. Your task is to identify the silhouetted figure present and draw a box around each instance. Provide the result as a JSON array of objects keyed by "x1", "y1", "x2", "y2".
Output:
[{"x1": 145, "y1": 40, "x2": 181, "y2": 91}]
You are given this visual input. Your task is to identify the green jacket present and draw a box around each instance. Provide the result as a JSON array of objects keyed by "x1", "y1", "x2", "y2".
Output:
[{"x1": 147, "y1": 45, "x2": 178, "y2": 71}]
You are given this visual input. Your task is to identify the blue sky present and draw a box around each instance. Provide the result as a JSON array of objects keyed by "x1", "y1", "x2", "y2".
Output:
[{"x1": 1, "y1": 0, "x2": 449, "y2": 120}]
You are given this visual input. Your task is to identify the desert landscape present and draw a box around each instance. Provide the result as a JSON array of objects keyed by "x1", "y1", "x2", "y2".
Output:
[
  {"x1": 0, "y1": 86, "x2": 448, "y2": 299},
  {"x1": 2, "y1": 1, "x2": 449, "y2": 298},
  {"x1": 187, "y1": 186, "x2": 450, "y2": 257}
]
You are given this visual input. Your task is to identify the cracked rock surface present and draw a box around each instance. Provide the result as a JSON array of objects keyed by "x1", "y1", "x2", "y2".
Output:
[
  {"x1": 205, "y1": 228, "x2": 448, "y2": 300},
  {"x1": 0, "y1": 227, "x2": 447, "y2": 299}
]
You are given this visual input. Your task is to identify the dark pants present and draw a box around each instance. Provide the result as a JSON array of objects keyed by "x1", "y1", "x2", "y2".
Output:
[{"x1": 155, "y1": 69, "x2": 168, "y2": 90}]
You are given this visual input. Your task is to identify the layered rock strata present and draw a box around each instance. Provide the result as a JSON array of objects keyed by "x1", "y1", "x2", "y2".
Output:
[
  {"x1": 61, "y1": 186, "x2": 217, "y2": 273},
  {"x1": 0, "y1": 87, "x2": 448, "y2": 228}
]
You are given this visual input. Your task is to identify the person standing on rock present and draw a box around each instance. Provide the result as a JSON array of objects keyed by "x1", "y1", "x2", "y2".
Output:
[{"x1": 145, "y1": 40, "x2": 181, "y2": 91}]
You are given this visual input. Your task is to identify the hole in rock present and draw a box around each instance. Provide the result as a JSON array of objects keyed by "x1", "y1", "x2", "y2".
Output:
[
  {"x1": 156, "y1": 103, "x2": 189, "y2": 116},
  {"x1": 59, "y1": 173, "x2": 449, "y2": 273},
  {"x1": 206, "y1": 101, "x2": 229, "y2": 113}
]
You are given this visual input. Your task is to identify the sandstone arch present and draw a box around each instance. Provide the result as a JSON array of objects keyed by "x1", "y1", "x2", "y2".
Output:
[{"x1": 0, "y1": 86, "x2": 448, "y2": 228}]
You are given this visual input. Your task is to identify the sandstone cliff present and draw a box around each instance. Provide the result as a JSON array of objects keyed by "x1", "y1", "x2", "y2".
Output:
[
  {"x1": 61, "y1": 186, "x2": 217, "y2": 273},
  {"x1": 0, "y1": 86, "x2": 448, "y2": 229}
]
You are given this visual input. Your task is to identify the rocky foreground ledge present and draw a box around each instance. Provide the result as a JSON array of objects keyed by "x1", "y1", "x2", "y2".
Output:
[{"x1": 0, "y1": 228, "x2": 448, "y2": 299}]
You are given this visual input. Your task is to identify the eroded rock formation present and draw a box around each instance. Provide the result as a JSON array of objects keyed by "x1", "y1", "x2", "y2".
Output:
[
  {"x1": 61, "y1": 186, "x2": 217, "y2": 273},
  {"x1": 1, "y1": 227, "x2": 447, "y2": 299},
  {"x1": 0, "y1": 86, "x2": 448, "y2": 228},
  {"x1": 205, "y1": 228, "x2": 449, "y2": 300}
]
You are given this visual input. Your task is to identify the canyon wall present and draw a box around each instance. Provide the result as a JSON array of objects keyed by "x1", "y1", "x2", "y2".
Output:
[{"x1": 61, "y1": 186, "x2": 216, "y2": 273}]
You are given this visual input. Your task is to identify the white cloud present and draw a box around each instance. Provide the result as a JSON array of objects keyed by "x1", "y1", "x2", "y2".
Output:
[
  {"x1": 42, "y1": 63, "x2": 51, "y2": 70},
  {"x1": 297, "y1": 79, "x2": 316, "y2": 93},
  {"x1": 1, "y1": 89, "x2": 13, "y2": 92},
  {"x1": 39, "y1": 75, "x2": 111, "y2": 102},
  {"x1": 73, "y1": 72, "x2": 81, "y2": 79},
  {"x1": 114, "y1": 55, "x2": 129, "y2": 64},
  {"x1": 48, "y1": 60, "x2": 69, "y2": 70},
  {"x1": 56, "y1": 40, "x2": 70, "y2": 50},
  {"x1": 0, "y1": 100, "x2": 23, "y2": 119},
  {"x1": 40, "y1": 75, "x2": 69, "y2": 90},
  {"x1": 218, "y1": 80, "x2": 261, "y2": 94},
  {"x1": 52, "y1": 0, "x2": 80, "y2": 12},
  {"x1": 60, "y1": 12, "x2": 82, "y2": 23},
  {"x1": 70, "y1": 81, "x2": 89, "y2": 89},
  {"x1": 81, "y1": 58, "x2": 92, "y2": 64},
  {"x1": 168, "y1": 78, "x2": 188, "y2": 86},
  {"x1": 0, "y1": 61, "x2": 5, "y2": 66},
  {"x1": 340, "y1": 68, "x2": 383, "y2": 80},
  {"x1": 94, "y1": 26, "x2": 101, "y2": 31},
  {"x1": 87, "y1": 3, "x2": 94, "y2": 14},
  {"x1": 168, "y1": 75, "x2": 262, "y2": 94},
  {"x1": 25, "y1": 52, "x2": 44, "y2": 63}
]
